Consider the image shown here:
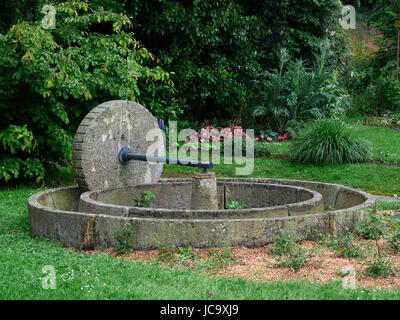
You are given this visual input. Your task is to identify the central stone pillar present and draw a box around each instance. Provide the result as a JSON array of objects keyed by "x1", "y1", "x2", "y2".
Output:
[{"x1": 190, "y1": 172, "x2": 218, "y2": 210}]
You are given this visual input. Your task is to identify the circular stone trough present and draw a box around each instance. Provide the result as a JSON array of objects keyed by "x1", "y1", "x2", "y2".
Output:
[
  {"x1": 78, "y1": 182, "x2": 323, "y2": 219},
  {"x1": 28, "y1": 178, "x2": 376, "y2": 250}
]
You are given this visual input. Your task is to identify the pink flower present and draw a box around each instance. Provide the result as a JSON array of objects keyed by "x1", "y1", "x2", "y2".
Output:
[
  {"x1": 255, "y1": 137, "x2": 259, "y2": 141},
  {"x1": 292, "y1": 135, "x2": 296, "y2": 139},
  {"x1": 283, "y1": 133, "x2": 287, "y2": 138},
  {"x1": 278, "y1": 136, "x2": 284, "y2": 140},
  {"x1": 369, "y1": 148, "x2": 373, "y2": 151},
  {"x1": 383, "y1": 114, "x2": 387, "y2": 117},
  {"x1": 260, "y1": 135, "x2": 265, "y2": 139},
  {"x1": 267, "y1": 137, "x2": 272, "y2": 142}
]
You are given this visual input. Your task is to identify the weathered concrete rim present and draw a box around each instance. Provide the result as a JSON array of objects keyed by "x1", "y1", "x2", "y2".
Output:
[
  {"x1": 28, "y1": 185, "x2": 321, "y2": 223},
  {"x1": 160, "y1": 177, "x2": 376, "y2": 212},
  {"x1": 28, "y1": 178, "x2": 376, "y2": 222},
  {"x1": 79, "y1": 181, "x2": 324, "y2": 219},
  {"x1": 28, "y1": 178, "x2": 376, "y2": 250}
]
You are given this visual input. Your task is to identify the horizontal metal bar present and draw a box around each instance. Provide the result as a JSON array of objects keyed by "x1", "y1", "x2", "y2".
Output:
[{"x1": 119, "y1": 147, "x2": 213, "y2": 172}]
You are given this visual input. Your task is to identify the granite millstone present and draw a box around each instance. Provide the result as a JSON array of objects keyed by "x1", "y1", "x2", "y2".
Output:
[{"x1": 72, "y1": 100, "x2": 165, "y2": 191}]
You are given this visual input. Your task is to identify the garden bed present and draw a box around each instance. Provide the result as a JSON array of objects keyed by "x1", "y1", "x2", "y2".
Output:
[{"x1": 73, "y1": 209, "x2": 400, "y2": 291}]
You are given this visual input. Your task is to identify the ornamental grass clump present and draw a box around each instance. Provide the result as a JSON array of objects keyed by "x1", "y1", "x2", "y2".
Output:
[{"x1": 290, "y1": 119, "x2": 371, "y2": 165}]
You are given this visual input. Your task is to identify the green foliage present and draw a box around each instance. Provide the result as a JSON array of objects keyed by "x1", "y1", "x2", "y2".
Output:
[
  {"x1": 0, "y1": 157, "x2": 45, "y2": 184},
  {"x1": 271, "y1": 230, "x2": 299, "y2": 256},
  {"x1": 119, "y1": 0, "x2": 347, "y2": 125},
  {"x1": 253, "y1": 42, "x2": 349, "y2": 133},
  {"x1": 157, "y1": 244, "x2": 179, "y2": 263},
  {"x1": 254, "y1": 142, "x2": 272, "y2": 157},
  {"x1": 0, "y1": 1, "x2": 177, "y2": 183},
  {"x1": 382, "y1": 214, "x2": 400, "y2": 253},
  {"x1": 126, "y1": 0, "x2": 263, "y2": 124},
  {"x1": 197, "y1": 245, "x2": 236, "y2": 271},
  {"x1": 0, "y1": 0, "x2": 49, "y2": 34},
  {"x1": 271, "y1": 230, "x2": 311, "y2": 272},
  {"x1": 112, "y1": 225, "x2": 135, "y2": 254},
  {"x1": 156, "y1": 243, "x2": 236, "y2": 272},
  {"x1": 135, "y1": 191, "x2": 154, "y2": 208},
  {"x1": 3, "y1": 188, "x2": 400, "y2": 300},
  {"x1": 356, "y1": 213, "x2": 386, "y2": 240},
  {"x1": 368, "y1": 0, "x2": 400, "y2": 61},
  {"x1": 321, "y1": 230, "x2": 367, "y2": 259},
  {"x1": 0, "y1": 124, "x2": 44, "y2": 183},
  {"x1": 226, "y1": 201, "x2": 243, "y2": 210},
  {"x1": 357, "y1": 66, "x2": 400, "y2": 115},
  {"x1": 275, "y1": 246, "x2": 309, "y2": 272},
  {"x1": 0, "y1": 125, "x2": 36, "y2": 155},
  {"x1": 290, "y1": 119, "x2": 371, "y2": 165},
  {"x1": 343, "y1": 41, "x2": 374, "y2": 97},
  {"x1": 240, "y1": 0, "x2": 348, "y2": 67},
  {"x1": 364, "y1": 252, "x2": 395, "y2": 278},
  {"x1": 345, "y1": 1, "x2": 400, "y2": 116}
]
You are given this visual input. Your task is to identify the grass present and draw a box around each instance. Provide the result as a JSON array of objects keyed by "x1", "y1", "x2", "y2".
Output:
[
  {"x1": 289, "y1": 119, "x2": 371, "y2": 165},
  {"x1": 1, "y1": 121, "x2": 400, "y2": 299},
  {"x1": 350, "y1": 124, "x2": 400, "y2": 163},
  {"x1": 376, "y1": 201, "x2": 400, "y2": 211},
  {"x1": 1, "y1": 188, "x2": 400, "y2": 299},
  {"x1": 163, "y1": 158, "x2": 400, "y2": 195},
  {"x1": 162, "y1": 122, "x2": 400, "y2": 195}
]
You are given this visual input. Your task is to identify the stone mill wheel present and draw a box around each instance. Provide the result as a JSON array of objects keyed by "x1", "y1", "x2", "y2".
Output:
[{"x1": 72, "y1": 100, "x2": 165, "y2": 191}]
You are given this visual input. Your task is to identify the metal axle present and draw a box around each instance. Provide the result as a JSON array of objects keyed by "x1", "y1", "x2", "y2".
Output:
[{"x1": 119, "y1": 147, "x2": 213, "y2": 173}]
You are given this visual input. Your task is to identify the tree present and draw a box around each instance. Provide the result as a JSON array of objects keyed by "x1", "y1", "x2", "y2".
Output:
[{"x1": 0, "y1": 0, "x2": 177, "y2": 184}]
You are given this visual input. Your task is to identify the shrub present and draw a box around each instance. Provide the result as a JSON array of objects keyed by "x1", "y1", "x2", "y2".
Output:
[
  {"x1": 0, "y1": 125, "x2": 44, "y2": 183},
  {"x1": 271, "y1": 230, "x2": 314, "y2": 272},
  {"x1": 0, "y1": 1, "x2": 177, "y2": 183},
  {"x1": 254, "y1": 142, "x2": 271, "y2": 157},
  {"x1": 271, "y1": 230, "x2": 298, "y2": 256},
  {"x1": 356, "y1": 213, "x2": 386, "y2": 240},
  {"x1": 290, "y1": 119, "x2": 371, "y2": 165},
  {"x1": 253, "y1": 41, "x2": 348, "y2": 134},
  {"x1": 321, "y1": 229, "x2": 367, "y2": 259},
  {"x1": 383, "y1": 215, "x2": 400, "y2": 253},
  {"x1": 112, "y1": 226, "x2": 135, "y2": 254},
  {"x1": 357, "y1": 68, "x2": 400, "y2": 115},
  {"x1": 197, "y1": 245, "x2": 236, "y2": 271},
  {"x1": 275, "y1": 246, "x2": 309, "y2": 272},
  {"x1": 365, "y1": 253, "x2": 395, "y2": 278}
]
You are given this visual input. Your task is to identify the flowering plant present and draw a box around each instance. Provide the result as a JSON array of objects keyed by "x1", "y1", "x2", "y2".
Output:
[{"x1": 364, "y1": 112, "x2": 400, "y2": 130}]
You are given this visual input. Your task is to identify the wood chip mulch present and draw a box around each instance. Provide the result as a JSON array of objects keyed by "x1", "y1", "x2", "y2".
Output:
[{"x1": 69, "y1": 210, "x2": 400, "y2": 291}]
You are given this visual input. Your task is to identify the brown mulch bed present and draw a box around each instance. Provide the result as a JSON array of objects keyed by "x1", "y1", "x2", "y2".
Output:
[{"x1": 69, "y1": 210, "x2": 400, "y2": 291}]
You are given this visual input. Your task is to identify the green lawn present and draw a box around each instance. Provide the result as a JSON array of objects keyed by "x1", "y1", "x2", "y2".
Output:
[
  {"x1": 350, "y1": 124, "x2": 400, "y2": 163},
  {"x1": 1, "y1": 188, "x2": 400, "y2": 300},
  {"x1": 2, "y1": 122, "x2": 400, "y2": 299},
  {"x1": 162, "y1": 124, "x2": 400, "y2": 195},
  {"x1": 164, "y1": 159, "x2": 400, "y2": 195}
]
